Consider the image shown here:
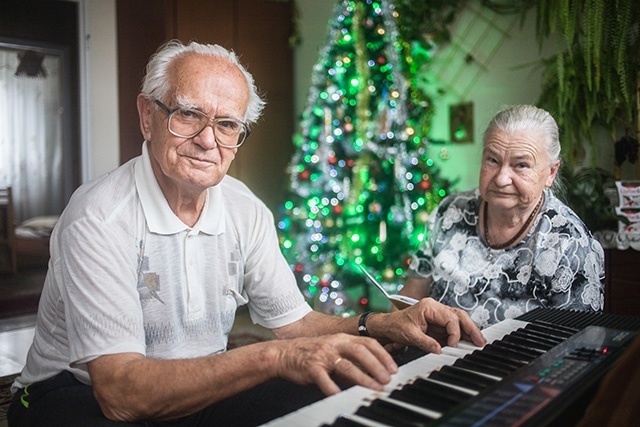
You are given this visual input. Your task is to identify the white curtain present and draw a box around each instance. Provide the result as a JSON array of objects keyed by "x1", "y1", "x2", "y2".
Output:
[{"x1": 0, "y1": 48, "x2": 63, "y2": 223}]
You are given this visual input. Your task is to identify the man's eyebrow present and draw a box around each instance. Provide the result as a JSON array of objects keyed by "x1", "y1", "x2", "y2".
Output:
[{"x1": 174, "y1": 95, "x2": 201, "y2": 110}]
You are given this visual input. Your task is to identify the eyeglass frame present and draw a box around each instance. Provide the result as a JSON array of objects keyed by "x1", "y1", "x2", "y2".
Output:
[{"x1": 153, "y1": 99, "x2": 251, "y2": 148}]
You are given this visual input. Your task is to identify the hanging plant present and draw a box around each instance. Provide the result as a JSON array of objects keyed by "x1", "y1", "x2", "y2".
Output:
[{"x1": 534, "y1": 0, "x2": 639, "y2": 170}]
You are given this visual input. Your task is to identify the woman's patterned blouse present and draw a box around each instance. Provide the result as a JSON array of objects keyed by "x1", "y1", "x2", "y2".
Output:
[{"x1": 408, "y1": 189, "x2": 605, "y2": 328}]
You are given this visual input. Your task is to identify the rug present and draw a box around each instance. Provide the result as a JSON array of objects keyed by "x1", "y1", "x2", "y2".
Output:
[{"x1": 0, "y1": 373, "x2": 16, "y2": 426}]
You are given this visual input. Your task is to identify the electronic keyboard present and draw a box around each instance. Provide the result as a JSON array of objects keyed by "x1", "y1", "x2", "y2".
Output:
[{"x1": 262, "y1": 308, "x2": 640, "y2": 427}]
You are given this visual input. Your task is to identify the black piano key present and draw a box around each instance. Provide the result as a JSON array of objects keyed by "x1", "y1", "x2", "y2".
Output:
[
  {"x1": 502, "y1": 339, "x2": 548, "y2": 355},
  {"x1": 323, "y1": 416, "x2": 367, "y2": 427},
  {"x1": 534, "y1": 319, "x2": 580, "y2": 334},
  {"x1": 480, "y1": 344, "x2": 533, "y2": 365},
  {"x1": 490, "y1": 340, "x2": 543, "y2": 359},
  {"x1": 355, "y1": 398, "x2": 435, "y2": 427},
  {"x1": 466, "y1": 351, "x2": 522, "y2": 373},
  {"x1": 503, "y1": 332, "x2": 557, "y2": 350},
  {"x1": 525, "y1": 322, "x2": 576, "y2": 339},
  {"x1": 453, "y1": 357, "x2": 510, "y2": 377},
  {"x1": 429, "y1": 370, "x2": 487, "y2": 392},
  {"x1": 439, "y1": 365, "x2": 500, "y2": 387},
  {"x1": 389, "y1": 387, "x2": 457, "y2": 413},
  {"x1": 511, "y1": 327, "x2": 564, "y2": 345},
  {"x1": 410, "y1": 378, "x2": 475, "y2": 402}
]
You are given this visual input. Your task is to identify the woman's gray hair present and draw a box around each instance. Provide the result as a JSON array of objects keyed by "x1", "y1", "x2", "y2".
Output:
[
  {"x1": 140, "y1": 40, "x2": 265, "y2": 125},
  {"x1": 483, "y1": 104, "x2": 561, "y2": 165}
]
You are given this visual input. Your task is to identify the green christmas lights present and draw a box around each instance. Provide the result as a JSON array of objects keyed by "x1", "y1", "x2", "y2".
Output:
[{"x1": 278, "y1": 0, "x2": 455, "y2": 315}]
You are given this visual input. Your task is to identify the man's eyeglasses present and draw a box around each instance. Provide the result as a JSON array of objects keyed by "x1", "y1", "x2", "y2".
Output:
[{"x1": 154, "y1": 100, "x2": 250, "y2": 148}]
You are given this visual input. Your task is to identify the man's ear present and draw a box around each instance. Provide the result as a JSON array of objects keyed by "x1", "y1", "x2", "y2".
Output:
[{"x1": 137, "y1": 94, "x2": 153, "y2": 141}]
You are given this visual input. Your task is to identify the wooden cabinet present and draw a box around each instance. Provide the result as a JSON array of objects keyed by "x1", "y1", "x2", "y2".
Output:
[
  {"x1": 116, "y1": 0, "x2": 294, "y2": 213},
  {"x1": 0, "y1": 188, "x2": 17, "y2": 275},
  {"x1": 604, "y1": 249, "x2": 640, "y2": 315}
]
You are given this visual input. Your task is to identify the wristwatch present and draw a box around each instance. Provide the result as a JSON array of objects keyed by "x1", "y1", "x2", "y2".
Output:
[{"x1": 358, "y1": 311, "x2": 374, "y2": 337}]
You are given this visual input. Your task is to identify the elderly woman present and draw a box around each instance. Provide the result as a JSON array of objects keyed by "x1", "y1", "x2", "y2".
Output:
[{"x1": 400, "y1": 104, "x2": 605, "y2": 327}]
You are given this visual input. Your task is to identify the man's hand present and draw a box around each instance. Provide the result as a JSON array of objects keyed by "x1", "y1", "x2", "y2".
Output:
[
  {"x1": 368, "y1": 298, "x2": 486, "y2": 354},
  {"x1": 272, "y1": 333, "x2": 398, "y2": 396}
]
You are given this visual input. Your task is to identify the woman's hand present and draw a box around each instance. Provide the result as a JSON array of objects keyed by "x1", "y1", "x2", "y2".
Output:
[{"x1": 368, "y1": 298, "x2": 486, "y2": 354}]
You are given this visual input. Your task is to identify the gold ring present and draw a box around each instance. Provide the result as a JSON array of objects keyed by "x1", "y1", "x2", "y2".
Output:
[{"x1": 334, "y1": 357, "x2": 343, "y2": 368}]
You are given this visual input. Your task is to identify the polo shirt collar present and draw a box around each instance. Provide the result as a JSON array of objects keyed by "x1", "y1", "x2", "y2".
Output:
[{"x1": 134, "y1": 141, "x2": 225, "y2": 235}]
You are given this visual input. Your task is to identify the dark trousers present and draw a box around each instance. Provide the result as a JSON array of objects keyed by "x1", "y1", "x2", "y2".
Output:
[{"x1": 8, "y1": 371, "x2": 326, "y2": 427}]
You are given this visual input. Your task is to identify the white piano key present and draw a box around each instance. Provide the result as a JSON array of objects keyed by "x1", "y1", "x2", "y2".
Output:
[
  {"x1": 441, "y1": 346, "x2": 473, "y2": 358},
  {"x1": 422, "y1": 377, "x2": 479, "y2": 396},
  {"x1": 455, "y1": 341, "x2": 484, "y2": 351},
  {"x1": 262, "y1": 386, "x2": 375, "y2": 427},
  {"x1": 342, "y1": 413, "x2": 391, "y2": 427},
  {"x1": 483, "y1": 319, "x2": 529, "y2": 343},
  {"x1": 453, "y1": 365, "x2": 503, "y2": 381},
  {"x1": 384, "y1": 353, "x2": 459, "y2": 391},
  {"x1": 380, "y1": 395, "x2": 443, "y2": 420}
]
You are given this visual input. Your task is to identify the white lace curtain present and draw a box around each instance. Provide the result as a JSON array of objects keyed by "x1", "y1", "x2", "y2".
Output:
[{"x1": 0, "y1": 47, "x2": 64, "y2": 223}]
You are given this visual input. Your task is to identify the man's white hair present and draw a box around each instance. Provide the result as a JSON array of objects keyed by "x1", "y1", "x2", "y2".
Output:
[{"x1": 140, "y1": 40, "x2": 265, "y2": 125}]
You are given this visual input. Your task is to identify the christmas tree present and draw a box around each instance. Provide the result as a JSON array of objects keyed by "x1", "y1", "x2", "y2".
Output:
[{"x1": 278, "y1": 0, "x2": 454, "y2": 314}]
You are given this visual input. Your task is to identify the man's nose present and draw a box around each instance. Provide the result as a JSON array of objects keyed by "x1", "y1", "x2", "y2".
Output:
[{"x1": 195, "y1": 123, "x2": 218, "y2": 148}]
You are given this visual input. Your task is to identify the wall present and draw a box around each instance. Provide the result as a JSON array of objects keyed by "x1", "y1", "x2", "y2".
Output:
[
  {"x1": 293, "y1": 0, "x2": 616, "y2": 193},
  {"x1": 87, "y1": 0, "x2": 616, "y2": 191},
  {"x1": 84, "y1": 0, "x2": 120, "y2": 179},
  {"x1": 424, "y1": 4, "x2": 557, "y2": 191}
]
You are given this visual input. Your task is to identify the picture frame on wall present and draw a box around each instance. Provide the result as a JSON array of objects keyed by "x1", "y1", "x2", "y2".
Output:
[{"x1": 449, "y1": 102, "x2": 474, "y2": 143}]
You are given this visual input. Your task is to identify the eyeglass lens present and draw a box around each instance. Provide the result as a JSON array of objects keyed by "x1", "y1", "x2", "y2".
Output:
[{"x1": 169, "y1": 109, "x2": 247, "y2": 146}]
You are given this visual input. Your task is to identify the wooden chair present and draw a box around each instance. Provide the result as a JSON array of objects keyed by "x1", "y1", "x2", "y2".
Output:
[{"x1": 0, "y1": 187, "x2": 18, "y2": 274}]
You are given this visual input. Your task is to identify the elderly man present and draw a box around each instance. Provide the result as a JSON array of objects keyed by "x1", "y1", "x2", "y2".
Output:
[{"x1": 8, "y1": 40, "x2": 485, "y2": 427}]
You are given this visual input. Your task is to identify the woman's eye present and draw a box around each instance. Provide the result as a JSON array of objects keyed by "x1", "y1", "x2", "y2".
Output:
[{"x1": 485, "y1": 157, "x2": 497, "y2": 164}]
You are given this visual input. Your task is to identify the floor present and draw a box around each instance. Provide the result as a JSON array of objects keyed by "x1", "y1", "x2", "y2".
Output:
[
  {"x1": 0, "y1": 315, "x2": 35, "y2": 377},
  {"x1": 0, "y1": 268, "x2": 46, "y2": 378}
]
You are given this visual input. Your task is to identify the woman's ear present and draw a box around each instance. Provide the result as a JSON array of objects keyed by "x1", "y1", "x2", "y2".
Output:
[
  {"x1": 137, "y1": 94, "x2": 153, "y2": 141},
  {"x1": 546, "y1": 161, "x2": 560, "y2": 187}
]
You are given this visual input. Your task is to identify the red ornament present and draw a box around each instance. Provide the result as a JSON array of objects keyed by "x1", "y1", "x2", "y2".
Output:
[
  {"x1": 333, "y1": 205, "x2": 344, "y2": 214},
  {"x1": 419, "y1": 179, "x2": 431, "y2": 190},
  {"x1": 294, "y1": 264, "x2": 304, "y2": 272},
  {"x1": 299, "y1": 170, "x2": 310, "y2": 180},
  {"x1": 329, "y1": 156, "x2": 337, "y2": 165},
  {"x1": 377, "y1": 56, "x2": 387, "y2": 65}
]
